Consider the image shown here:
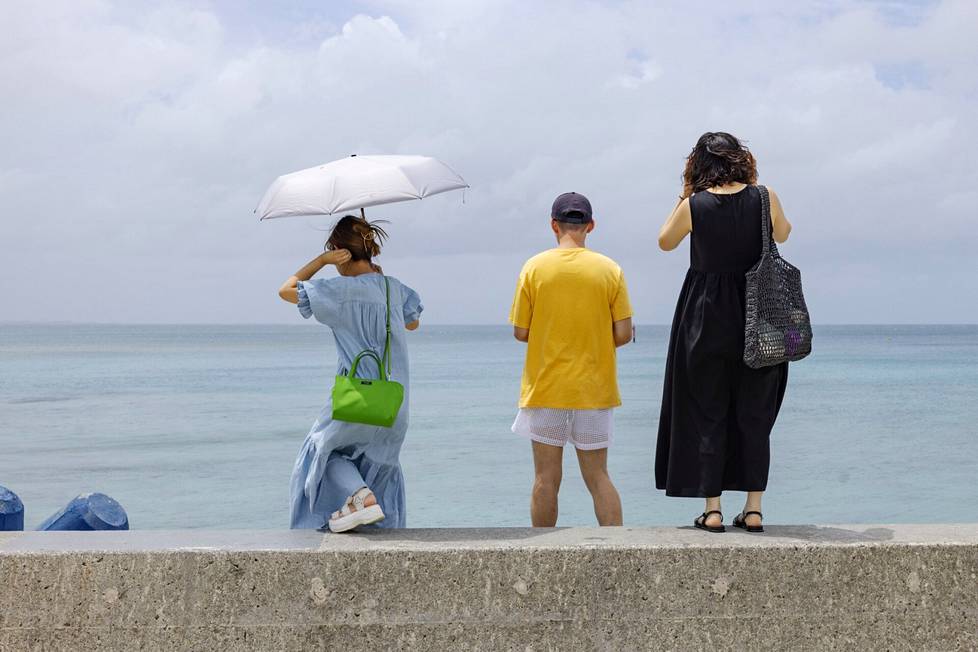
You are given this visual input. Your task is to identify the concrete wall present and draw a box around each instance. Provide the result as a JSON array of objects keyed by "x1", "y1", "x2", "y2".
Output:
[{"x1": 1, "y1": 524, "x2": 976, "y2": 651}]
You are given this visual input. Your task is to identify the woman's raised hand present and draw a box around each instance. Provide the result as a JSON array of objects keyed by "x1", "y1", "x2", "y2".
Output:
[{"x1": 323, "y1": 249, "x2": 352, "y2": 266}]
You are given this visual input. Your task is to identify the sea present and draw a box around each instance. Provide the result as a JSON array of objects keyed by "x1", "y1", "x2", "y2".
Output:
[{"x1": 1, "y1": 324, "x2": 976, "y2": 530}]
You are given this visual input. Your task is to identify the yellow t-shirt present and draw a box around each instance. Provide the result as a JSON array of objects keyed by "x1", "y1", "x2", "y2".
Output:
[{"x1": 509, "y1": 247, "x2": 633, "y2": 409}]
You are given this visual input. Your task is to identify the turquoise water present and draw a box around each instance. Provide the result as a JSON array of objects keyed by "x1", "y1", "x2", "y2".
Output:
[{"x1": 1, "y1": 324, "x2": 976, "y2": 529}]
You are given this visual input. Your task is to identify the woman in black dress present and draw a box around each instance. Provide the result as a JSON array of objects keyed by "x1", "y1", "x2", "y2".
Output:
[{"x1": 655, "y1": 132, "x2": 792, "y2": 533}]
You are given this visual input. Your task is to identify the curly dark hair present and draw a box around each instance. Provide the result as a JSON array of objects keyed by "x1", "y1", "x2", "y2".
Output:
[
  {"x1": 325, "y1": 215, "x2": 389, "y2": 261},
  {"x1": 682, "y1": 132, "x2": 757, "y2": 197}
]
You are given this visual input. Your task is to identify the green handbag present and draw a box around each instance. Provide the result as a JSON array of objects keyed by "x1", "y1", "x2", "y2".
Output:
[{"x1": 331, "y1": 276, "x2": 405, "y2": 428}]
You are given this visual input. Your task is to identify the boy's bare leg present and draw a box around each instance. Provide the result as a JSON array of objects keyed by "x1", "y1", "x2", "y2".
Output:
[
  {"x1": 531, "y1": 441, "x2": 563, "y2": 527},
  {"x1": 576, "y1": 448, "x2": 622, "y2": 526}
]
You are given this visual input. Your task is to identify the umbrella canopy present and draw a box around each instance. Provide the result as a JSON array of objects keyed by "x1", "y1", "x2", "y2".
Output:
[{"x1": 256, "y1": 154, "x2": 468, "y2": 220}]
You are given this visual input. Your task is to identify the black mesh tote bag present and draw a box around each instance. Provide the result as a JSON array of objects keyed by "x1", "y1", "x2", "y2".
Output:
[{"x1": 743, "y1": 185, "x2": 812, "y2": 368}]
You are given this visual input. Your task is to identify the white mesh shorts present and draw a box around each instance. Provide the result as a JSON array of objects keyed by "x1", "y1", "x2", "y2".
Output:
[{"x1": 511, "y1": 408, "x2": 614, "y2": 450}]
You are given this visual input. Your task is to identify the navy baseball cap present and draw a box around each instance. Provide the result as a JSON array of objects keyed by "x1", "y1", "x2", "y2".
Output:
[{"x1": 551, "y1": 192, "x2": 593, "y2": 224}]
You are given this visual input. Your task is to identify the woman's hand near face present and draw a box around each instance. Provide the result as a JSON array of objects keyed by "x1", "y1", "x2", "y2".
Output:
[{"x1": 323, "y1": 249, "x2": 352, "y2": 266}]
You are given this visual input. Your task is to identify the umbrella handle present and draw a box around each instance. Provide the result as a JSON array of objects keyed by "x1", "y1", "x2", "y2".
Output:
[{"x1": 360, "y1": 207, "x2": 366, "y2": 219}]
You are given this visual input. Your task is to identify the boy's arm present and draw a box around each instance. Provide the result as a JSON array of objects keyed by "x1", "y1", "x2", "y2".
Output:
[
  {"x1": 510, "y1": 266, "x2": 532, "y2": 342},
  {"x1": 612, "y1": 318, "x2": 632, "y2": 347},
  {"x1": 611, "y1": 268, "x2": 633, "y2": 347}
]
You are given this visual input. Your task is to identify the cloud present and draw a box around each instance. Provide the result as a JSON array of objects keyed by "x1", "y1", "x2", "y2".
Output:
[{"x1": 0, "y1": 0, "x2": 975, "y2": 324}]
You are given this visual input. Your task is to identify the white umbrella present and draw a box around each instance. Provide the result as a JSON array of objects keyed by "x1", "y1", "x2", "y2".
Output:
[{"x1": 256, "y1": 154, "x2": 468, "y2": 220}]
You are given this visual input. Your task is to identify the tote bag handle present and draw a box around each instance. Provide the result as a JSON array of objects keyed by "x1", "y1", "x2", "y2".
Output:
[{"x1": 346, "y1": 350, "x2": 387, "y2": 381}]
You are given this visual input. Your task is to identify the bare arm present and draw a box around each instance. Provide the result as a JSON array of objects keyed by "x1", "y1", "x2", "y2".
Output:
[
  {"x1": 277, "y1": 249, "x2": 351, "y2": 304},
  {"x1": 513, "y1": 326, "x2": 529, "y2": 342},
  {"x1": 658, "y1": 197, "x2": 692, "y2": 251},
  {"x1": 612, "y1": 317, "x2": 633, "y2": 347},
  {"x1": 769, "y1": 188, "x2": 792, "y2": 243}
]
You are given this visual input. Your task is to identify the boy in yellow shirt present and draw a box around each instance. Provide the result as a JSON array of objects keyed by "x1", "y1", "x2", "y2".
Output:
[{"x1": 510, "y1": 192, "x2": 633, "y2": 526}]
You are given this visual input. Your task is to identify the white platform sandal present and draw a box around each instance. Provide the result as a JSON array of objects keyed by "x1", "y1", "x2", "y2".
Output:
[{"x1": 327, "y1": 487, "x2": 385, "y2": 533}]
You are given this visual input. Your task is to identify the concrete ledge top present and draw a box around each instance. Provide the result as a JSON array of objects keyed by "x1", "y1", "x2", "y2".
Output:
[{"x1": 2, "y1": 523, "x2": 978, "y2": 555}]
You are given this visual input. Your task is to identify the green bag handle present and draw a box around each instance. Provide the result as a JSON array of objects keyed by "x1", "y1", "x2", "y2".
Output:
[
  {"x1": 346, "y1": 275, "x2": 393, "y2": 381},
  {"x1": 347, "y1": 350, "x2": 387, "y2": 381}
]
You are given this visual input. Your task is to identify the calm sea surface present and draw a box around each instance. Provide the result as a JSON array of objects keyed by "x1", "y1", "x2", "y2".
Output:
[{"x1": 1, "y1": 324, "x2": 976, "y2": 529}]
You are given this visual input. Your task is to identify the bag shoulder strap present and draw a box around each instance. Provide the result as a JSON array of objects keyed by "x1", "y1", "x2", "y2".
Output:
[
  {"x1": 343, "y1": 275, "x2": 393, "y2": 381},
  {"x1": 382, "y1": 275, "x2": 392, "y2": 376},
  {"x1": 756, "y1": 185, "x2": 781, "y2": 257},
  {"x1": 757, "y1": 185, "x2": 771, "y2": 255}
]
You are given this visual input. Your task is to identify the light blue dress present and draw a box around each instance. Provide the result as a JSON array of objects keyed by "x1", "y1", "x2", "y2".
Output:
[{"x1": 289, "y1": 273, "x2": 422, "y2": 530}]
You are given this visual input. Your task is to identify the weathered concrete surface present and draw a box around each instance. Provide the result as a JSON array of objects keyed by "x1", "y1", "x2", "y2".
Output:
[{"x1": 1, "y1": 525, "x2": 977, "y2": 651}]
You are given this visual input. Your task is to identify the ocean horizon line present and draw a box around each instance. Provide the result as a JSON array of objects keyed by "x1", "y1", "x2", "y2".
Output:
[{"x1": 2, "y1": 321, "x2": 977, "y2": 328}]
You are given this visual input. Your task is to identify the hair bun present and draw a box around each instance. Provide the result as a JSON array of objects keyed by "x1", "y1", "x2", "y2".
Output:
[{"x1": 326, "y1": 214, "x2": 390, "y2": 262}]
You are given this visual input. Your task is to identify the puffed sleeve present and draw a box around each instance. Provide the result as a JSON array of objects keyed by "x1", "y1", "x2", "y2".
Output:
[
  {"x1": 296, "y1": 279, "x2": 339, "y2": 326},
  {"x1": 401, "y1": 283, "x2": 423, "y2": 324}
]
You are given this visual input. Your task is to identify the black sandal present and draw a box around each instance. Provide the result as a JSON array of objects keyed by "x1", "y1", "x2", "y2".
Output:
[
  {"x1": 732, "y1": 511, "x2": 764, "y2": 533},
  {"x1": 694, "y1": 510, "x2": 725, "y2": 533}
]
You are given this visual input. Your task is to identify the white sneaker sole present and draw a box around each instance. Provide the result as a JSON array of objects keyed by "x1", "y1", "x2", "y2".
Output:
[{"x1": 328, "y1": 504, "x2": 385, "y2": 533}]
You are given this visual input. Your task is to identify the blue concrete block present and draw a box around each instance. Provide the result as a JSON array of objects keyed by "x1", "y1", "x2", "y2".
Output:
[
  {"x1": 37, "y1": 493, "x2": 129, "y2": 531},
  {"x1": 0, "y1": 485, "x2": 25, "y2": 531}
]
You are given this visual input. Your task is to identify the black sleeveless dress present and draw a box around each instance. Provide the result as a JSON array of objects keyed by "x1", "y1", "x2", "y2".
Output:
[{"x1": 655, "y1": 185, "x2": 788, "y2": 497}]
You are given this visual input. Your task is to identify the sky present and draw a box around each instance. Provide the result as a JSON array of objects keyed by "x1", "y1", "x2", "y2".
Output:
[{"x1": 1, "y1": 0, "x2": 975, "y2": 324}]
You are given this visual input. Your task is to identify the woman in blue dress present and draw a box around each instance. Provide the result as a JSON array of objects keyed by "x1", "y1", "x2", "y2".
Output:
[{"x1": 278, "y1": 215, "x2": 422, "y2": 532}]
